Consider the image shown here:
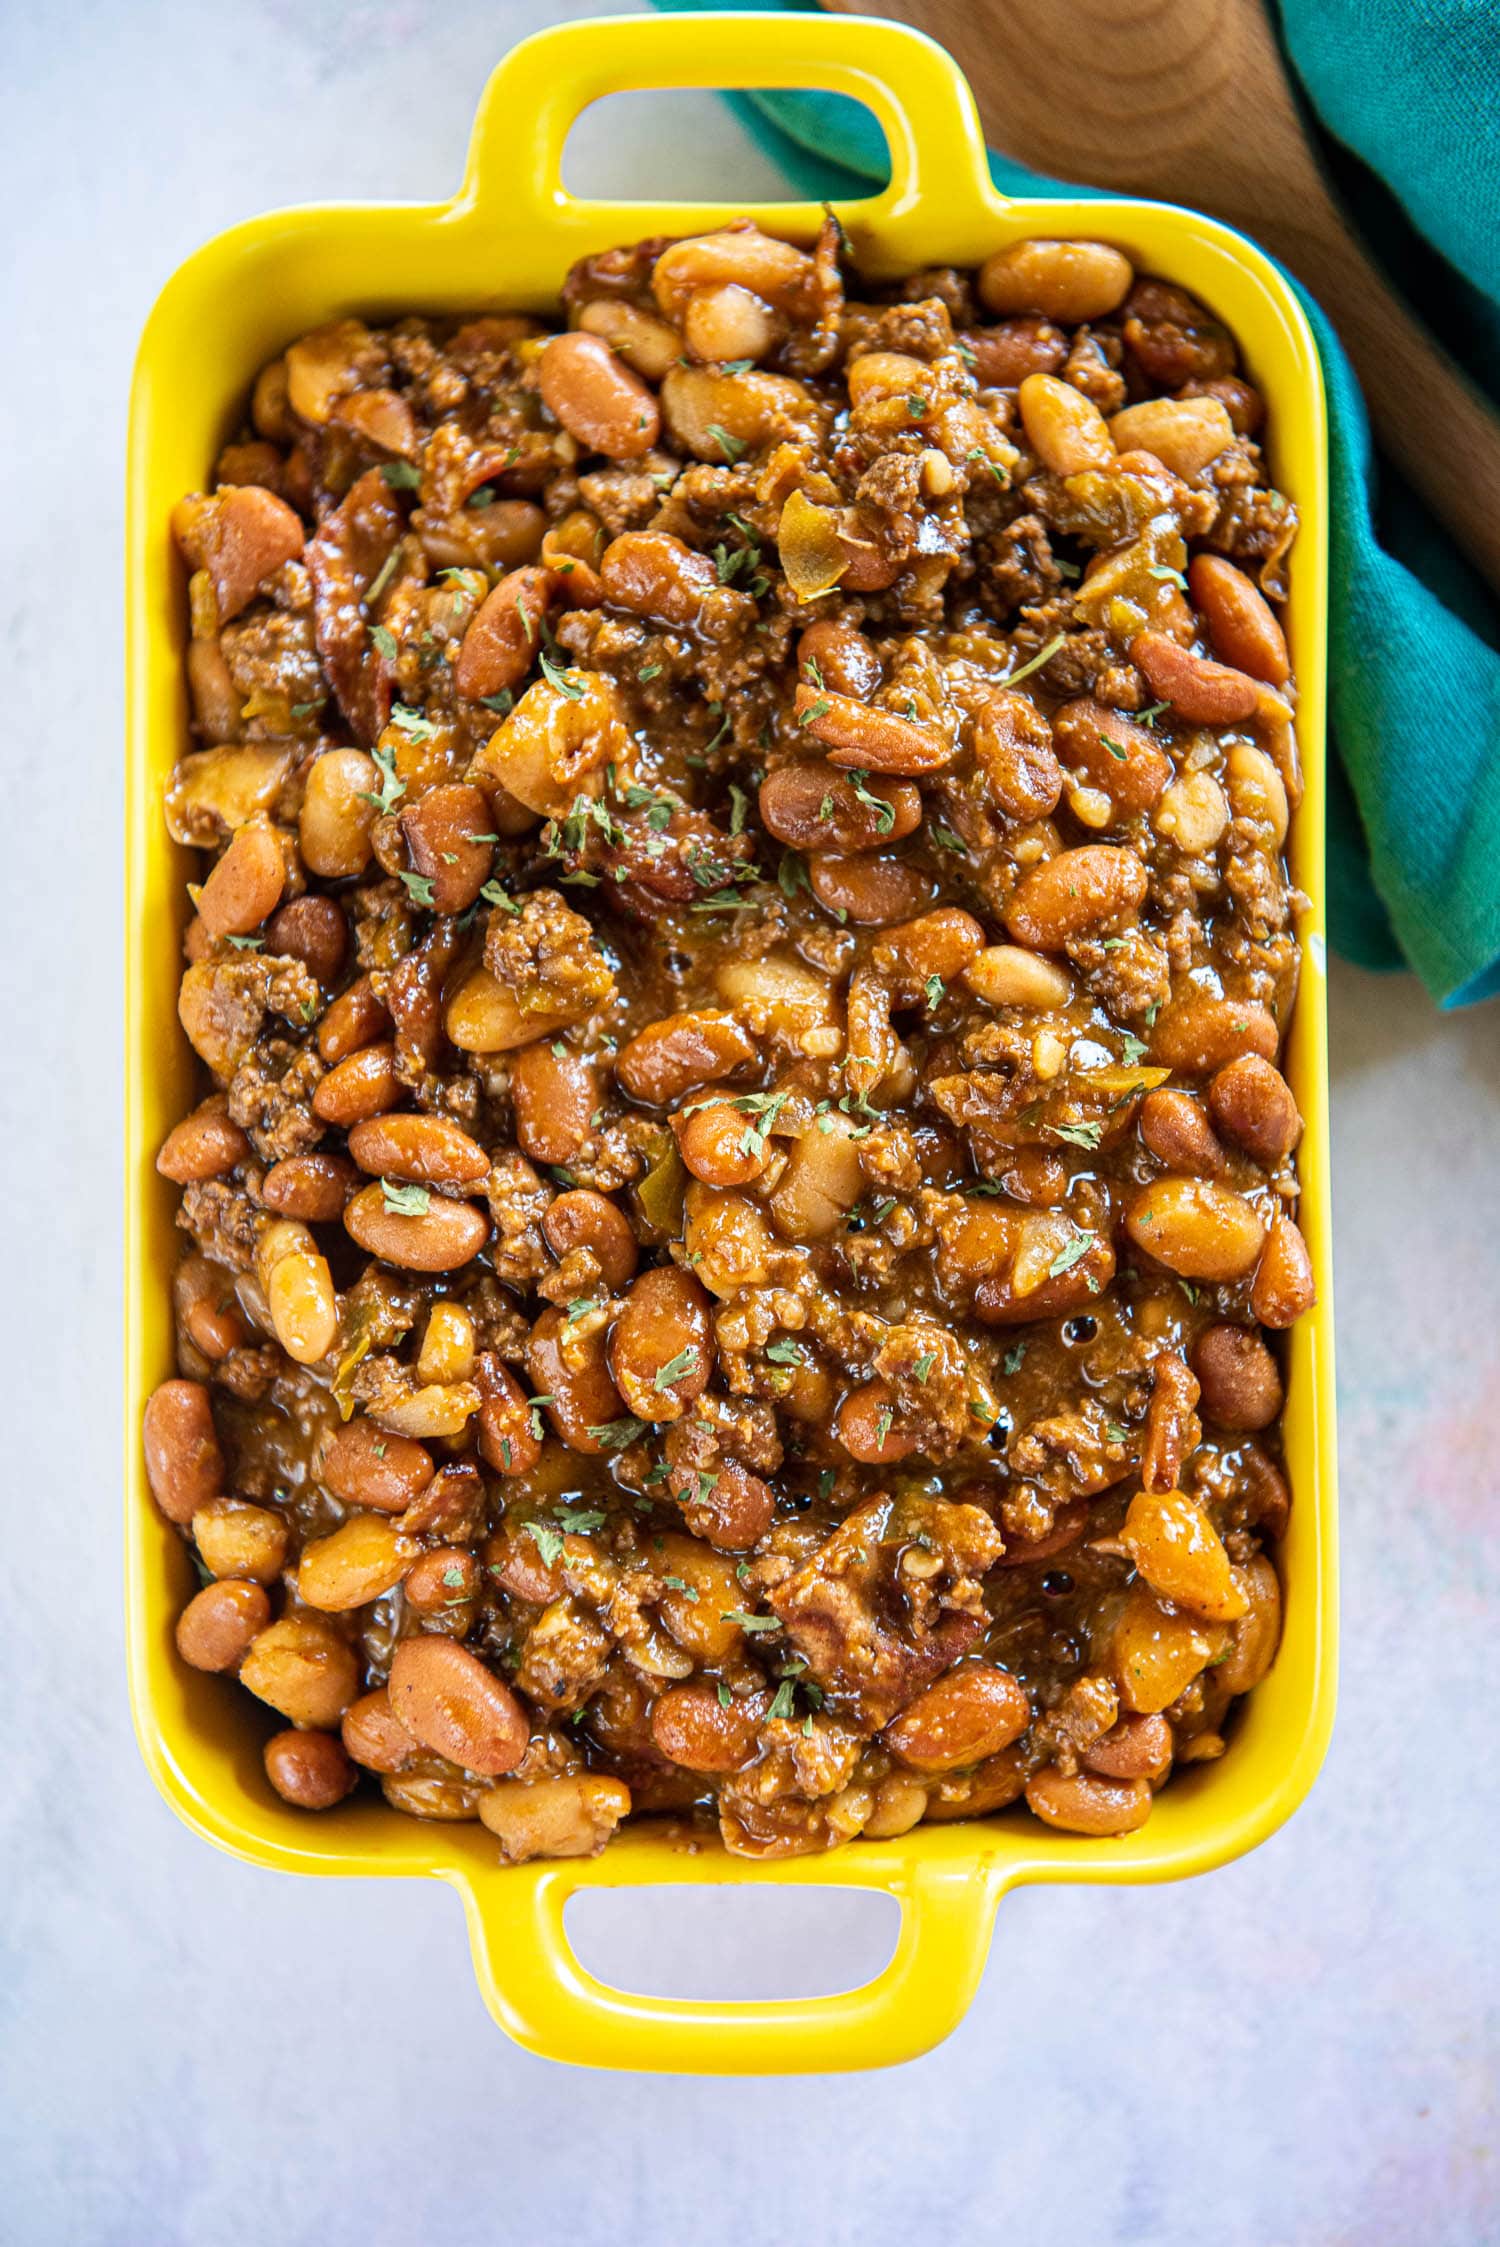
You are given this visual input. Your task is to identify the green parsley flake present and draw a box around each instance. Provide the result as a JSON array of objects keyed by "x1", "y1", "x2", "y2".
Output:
[
  {"x1": 380, "y1": 1177, "x2": 430, "y2": 1216},
  {"x1": 1048, "y1": 1231, "x2": 1096, "y2": 1278}
]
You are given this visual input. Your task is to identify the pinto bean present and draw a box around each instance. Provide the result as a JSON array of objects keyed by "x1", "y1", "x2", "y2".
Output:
[
  {"x1": 510, "y1": 1042, "x2": 600, "y2": 1166},
  {"x1": 240, "y1": 1615, "x2": 360, "y2": 1728},
  {"x1": 453, "y1": 567, "x2": 550, "y2": 702},
  {"x1": 479, "y1": 1773, "x2": 632, "y2": 1861},
  {"x1": 1108, "y1": 396, "x2": 1234, "y2": 476},
  {"x1": 1004, "y1": 845, "x2": 1148, "y2": 948},
  {"x1": 1251, "y1": 1215, "x2": 1317, "y2": 1328},
  {"x1": 979, "y1": 239, "x2": 1133, "y2": 323},
  {"x1": 539, "y1": 331, "x2": 661, "y2": 459},
  {"x1": 541, "y1": 1189, "x2": 639, "y2": 1292},
  {"x1": 388, "y1": 1636, "x2": 530, "y2": 1776},
  {"x1": 598, "y1": 529, "x2": 730, "y2": 630},
  {"x1": 317, "y1": 976, "x2": 389, "y2": 1063},
  {"x1": 263, "y1": 1729, "x2": 358, "y2": 1809},
  {"x1": 1018, "y1": 372, "x2": 1116, "y2": 475},
  {"x1": 415, "y1": 1302, "x2": 477, "y2": 1388},
  {"x1": 1084, "y1": 1714, "x2": 1172, "y2": 1780},
  {"x1": 256, "y1": 1218, "x2": 339, "y2": 1364},
  {"x1": 526, "y1": 1306, "x2": 627, "y2": 1454},
  {"x1": 1140, "y1": 1351, "x2": 1202, "y2": 1496},
  {"x1": 400, "y1": 782, "x2": 495, "y2": 914},
  {"x1": 1126, "y1": 1177, "x2": 1266, "y2": 1281},
  {"x1": 157, "y1": 1097, "x2": 250, "y2": 1183},
  {"x1": 608, "y1": 1267, "x2": 714, "y2": 1423},
  {"x1": 470, "y1": 673, "x2": 629, "y2": 822},
  {"x1": 144, "y1": 1379, "x2": 225, "y2": 1525},
  {"x1": 321, "y1": 1418, "x2": 434, "y2": 1514},
  {"x1": 960, "y1": 318, "x2": 1068, "y2": 386},
  {"x1": 1025, "y1": 1767, "x2": 1152, "y2": 1835},
  {"x1": 265, "y1": 894, "x2": 347, "y2": 987},
  {"x1": 1192, "y1": 1324, "x2": 1283, "y2": 1429},
  {"x1": 1149, "y1": 996, "x2": 1279, "y2": 1077},
  {"x1": 965, "y1": 945, "x2": 1073, "y2": 1010},
  {"x1": 1121, "y1": 1485, "x2": 1246, "y2": 1621},
  {"x1": 652, "y1": 1533, "x2": 747, "y2": 1663},
  {"x1": 475, "y1": 1360, "x2": 544, "y2": 1478},
  {"x1": 835, "y1": 1379, "x2": 918, "y2": 1464},
  {"x1": 297, "y1": 1515, "x2": 419, "y2": 1612},
  {"x1": 1131, "y1": 631, "x2": 1260, "y2": 723},
  {"x1": 1156, "y1": 771, "x2": 1229, "y2": 855},
  {"x1": 176, "y1": 484, "x2": 305, "y2": 622},
  {"x1": 794, "y1": 681, "x2": 953, "y2": 775},
  {"x1": 191, "y1": 1498, "x2": 288, "y2": 1584},
  {"x1": 1051, "y1": 696, "x2": 1171, "y2": 814},
  {"x1": 1189, "y1": 553, "x2": 1289, "y2": 683},
  {"x1": 344, "y1": 1181, "x2": 489, "y2": 1272},
  {"x1": 660, "y1": 364, "x2": 816, "y2": 461},
  {"x1": 970, "y1": 689, "x2": 1064, "y2": 819},
  {"x1": 347, "y1": 1112, "x2": 490, "y2": 1188},
  {"x1": 313, "y1": 1041, "x2": 401, "y2": 1127},
  {"x1": 650, "y1": 1681, "x2": 763, "y2": 1772},
  {"x1": 299, "y1": 749, "x2": 379, "y2": 879},
  {"x1": 260, "y1": 1152, "x2": 357, "y2": 1221},
  {"x1": 796, "y1": 619, "x2": 883, "y2": 700},
  {"x1": 1215, "y1": 1554, "x2": 1282, "y2": 1693},
  {"x1": 1208, "y1": 1054, "x2": 1302, "y2": 1165},
  {"x1": 674, "y1": 1101, "x2": 769, "y2": 1188},
  {"x1": 808, "y1": 853, "x2": 937, "y2": 925},
  {"x1": 577, "y1": 296, "x2": 682, "y2": 381},
  {"x1": 884, "y1": 1664, "x2": 1030, "y2": 1772},
  {"x1": 682, "y1": 281, "x2": 781, "y2": 365},
  {"x1": 341, "y1": 1688, "x2": 417, "y2": 1773},
  {"x1": 1138, "y1": 1089, "x2": 1227, "y2": 1175},
  {"x1": 175, "y1": 1580, "x2": 270, "y2": 1672},
  {"x1": 196, "y1": 817, "x2": 287, "y2": 937},
  {"x1": 758, "y1": 761, "x2": 921, "y2": 854},
  {"x1": 616, "y1": 1010, "x2": 755, "y2": 1106}
]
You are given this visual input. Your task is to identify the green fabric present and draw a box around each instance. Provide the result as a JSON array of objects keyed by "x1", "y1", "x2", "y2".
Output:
[{"x1": 656, "y1": 0, "x2": 1500, "y2": 1006}]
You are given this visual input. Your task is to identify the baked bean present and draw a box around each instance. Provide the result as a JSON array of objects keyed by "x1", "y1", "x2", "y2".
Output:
[
  {"x1": 884, "y1": 1664, "x2": 1030, "y2": 1772},
  {"x1": 652, "y1": 1532, "x2": 747, "y2": 1662},
  {"x1": 1121, "y1": 1486, "x2": 1247, "y2": 1622},
  {"x1": 317, "y1": 976, "x2": 389, "y2": 1063},
  {"x1": 714, "y1": 955, "x2": 838, "y2": 1053},
  {"x1": 469, "y1": 674, "x2": 628, "y2": 822},
  {"x1": 445, "y1": 966, "x2": 567, "y2": 1056},
  {"x1": 1111, "y1": 1582, "x2": 1224, "y2": 1714},
  {"x1": 923, "y1": 1747, "x2": 1028, "y2": 1820},
  {"x1": 341, "y1": 1688, "x2": 416, "y2": 1773},
  {"x1": 616, "y1": 1010, "x2": 755, "y2": 1107},
  {"x1": 960, "y1": 318, "x2": 1068, "y2": 386},
  {"x1": 415, "y1": 1303, "x2": 476, "y2": 1389},
  {"x1": 476, "y1": 1359, "x2": 544, "y2": 1478},
  {"x1": 510, "y1": 1042, "x2": 600, "y2": 1166},
  {"x1": 173, "y1": 484, "x2": 301, "y2": 621},
  {"x1": 144, "y1": 1378, "x2": 225, "y2": 1525},
  {"x1": 453, "y1": 567, "x2": 550, "y2": 702},
  {"x1": 526, "y1": 1305, "x2": 626, "y2": 1454},
  {"x1": 263, "y1": 1728, "x2": 358, "y2": 1809},
  {"x1": 758, "y1": 761, "x2": 920, "y2": 854},
  {"x1": 256, "y1": 1218, "x2": 338, "y2": 1364},
  {"x1": 1149, "y1": 995, "x2": 1278, "y2": 1076},
  {"x1": 1130, "y1": 631, "x2": 1260, "y2": 723},
  {"x1": 299, "y1": 749, "x2": 379, "y2": 879},
  {"x1": 1215, "y1": 1554, "x2": 1282, "y2": 1693},
  {"x1": 381, "y1": 1771, "x2": 483, "y2": 1820},
  {"x1": 1252, "y1": 1214, "x2": 1316, "y2": 1328},
  {"x1": 400, "y1": 781, "x2": 495, "y2": 914},
  {"x1": 1192, "y1": 1323, "x2": 1283, "y2": 1429},
  {"x1": 835, "y1": 1379, "x2": 917, "y2": 1464},
  {"x1": 541, "y1": 1189, "x2": 639, "y2": 1292},
  {"x1": 796, "y1": 619, "x2": 883, "y2": 700},
  {"x1": 297, "y1": 1515, "x2": 419, "y2": 1611},
  {"x1": 344, "y1": 1181, "x2": 489, "y2": 1272},
  {"x1": 653, "y1": 226, "x2": 811, "y2": 317},
  {"x1": 576, "y1": 296, "x2": 682, "y2": 381},
  {"x1": 157, "y1": 1097, "x2": 250, "y2": 1184},
  {"x1": 1189, "y1": 553, "x2": 1289, "y2": 683},
  {"x1": 878, "y1": 907, "x2": 987, "y2": 991},
  {"x1": 965, "y1": 944, "x2": 1073, "y2": 1011},
  {"x1": 1018, "y1": 372, "x2": 1115, "y2": 475},
  {"x1": 1156, "y1": 771, "x2": 1229, "y2": 855},
  {"x1": 313, "y1": 1040, "x2": 401, "y2": 1127},
  {"x1": 372, "y1": 1380, "x2": 480, "y2": 1441},
  {"x1": 1139, "y1": 1088, "x2": 1227, "y2": 1175},
  {"x1": 240, "y1": 1615, "x2": 360, "y2": 1727},
  {"x1": 347, "y1": 1112, "x2": 489, "y2": 1188},
  {"x1": 682, "y1": 281, "x2": 781, "y2": 365},
  {"x1": 186, "y1": 637, "x2": 243, "y2": 738},
  {"x1": 1208, "y1": 1054, "x2": 1302, "y2": 1164},
  {"x1": 863, "y1": 1772, "x2": 931, "y2": 1838},
  {"x1": 1004, "y1": 845, "x2": 1148, "y2": 948},
  {"x1": 1126, "y1": 1177, "x2": 1266, "y2": 1281},
  {"x1": 1108, "y1": 395, "x2": 1234, "y2": 477},
  {"x1": 321, "y1": 1418, "x2": 434, "y2": 1514},
  {"x1": 660, "y1": 364, "x2": 816, "y2": 460},
  {"x1": 479, "y1": 1773, "x2": 632, "y2": 1862},
  {"x1": 192, "y1": 1497, "x2": 288, "y2": 1584},
  {"x1": 768, "y1": 1116, "x2": 864, "y2": 1241},
  {"x1": 1226, "y1": 742, "x2": 1290, "y2": 847},
  {"x1": 808, "y1": 853, "x2": 937, "y2": 925},
  {"x1": 539, "y1": 331, "x2": 660, "y2": 459},
  {"x1": 968, "y1": 689, "x2": 1064, "y2": 819},
  {"x1": 608, "y1": 1266, "x2": 714, "y2": 1422},
  {"x1": 265, "y1": 894, "x2": 347, "y2": 987},
  {"x1": 979, "y1": 239, "x2": 1133, "y2": 323},
  {"x1": 1051, "y1": 696, "x2": 1171, "y2": 814},
  {"x1": 598, "y1": 529, "x2": 732, "y2": 630},
  {"x1": 540, "y1": 512, "x2": 605, "y2": 605},
  {"x1": 1084, "y1": 1714, "x2": 1172, "y2": 1781},
  {"x1": 388, "y1": 1636, "x2": 530, "y2": 1776},
  {"x1": 1025, "y1": 1767, "x2": 1152, "y2": 1835},
  {"x1": 674, "y1": 1101, "x2": 769, "y2": 1188},
  {"x1": 175, "y1": 1580, "x2": 270, "y2": 1671},
  {"x1": 261, "y1": 1151, "x2": 357, "y2": 1222},
  {"x1": 794, "y1": 681, "x2": 953, "y2": 775},
  {"x1": 196, "y1": 817, "x2": 286, "y2": 938},
  {"x1": 650, "y1": 1681, "x2": 762, "y2": 1772}
]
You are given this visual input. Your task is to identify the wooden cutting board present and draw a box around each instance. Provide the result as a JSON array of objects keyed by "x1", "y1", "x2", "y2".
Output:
[{"x1": 826, "y1": 0, "x2": 1500, "y2": 596}]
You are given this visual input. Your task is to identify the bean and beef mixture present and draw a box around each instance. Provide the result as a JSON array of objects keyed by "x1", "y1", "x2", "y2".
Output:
[{"x1": 145, "y1": 219, "x2": 1314, "y2": 1860}]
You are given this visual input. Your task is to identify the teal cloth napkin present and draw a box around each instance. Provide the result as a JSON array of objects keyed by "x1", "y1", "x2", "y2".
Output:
[{"x1": 657, "y1": 0, "x2": 1500, "y2": 1006}]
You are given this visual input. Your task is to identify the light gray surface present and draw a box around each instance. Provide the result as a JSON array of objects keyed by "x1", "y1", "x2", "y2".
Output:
[{"x1": 2, "y1": 4, "x2": 1497, "y2": 2241}]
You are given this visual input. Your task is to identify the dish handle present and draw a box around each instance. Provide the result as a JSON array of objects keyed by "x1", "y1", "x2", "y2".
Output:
[
  {"x1": 454, "y1": 9, "x2": 998, "y2": 242},
  {"x1": 452, "y1": 1853, "x2": 1006, "y2": 2073}
]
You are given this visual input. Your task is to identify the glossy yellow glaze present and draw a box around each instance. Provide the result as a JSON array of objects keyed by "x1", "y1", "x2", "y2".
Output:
[{"x1": 125, "y1": 9, "x2": 1336, "y2": 2074}]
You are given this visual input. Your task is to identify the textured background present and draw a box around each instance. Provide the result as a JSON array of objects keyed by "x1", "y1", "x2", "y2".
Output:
[{"x1": 4, "y1": 3, "x2": 1497, "y2": 2240}]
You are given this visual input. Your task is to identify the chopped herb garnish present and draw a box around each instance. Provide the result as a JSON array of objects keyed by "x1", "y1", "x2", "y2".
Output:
[
  {"x1": 654, "y1": 1345, "x2": 701, "y2": 1391},
  {"x1": 224, "y1": 933, "x2": 263, "y2": 951},
  {"x1": 479, "y1": 880, "x2": 521, "y2": 914},
  {"x1": 379, "y1": 460, "x2": 422, "y2": 489},
  {"x1": 929, "y1": 822, "x2": 965, "y2": 853},
  {"x1": 705, "y1": 422, "x2": 746, "y2": 462},
  {"x1": 845, "y1": 767, "x2": 895, "y2": 836},
  {"x1": 1003, "y1": 1342, "x2": 1028, "y2": 1376},
  {"x1": 913, "y1": 1350, "x2": 937, "y2": 1383},
  {"x1": 924, "y1": 973, "x2": 945, "y2": 1009},
  {"x1": 766, "y1": 1338, "x2": 803, "y2": 1366},
  {"x1": 398, "y1": 869, "x2": 436, "y2": 907},
  {"x1": 479, "y1": 688, "x2": 514, "y2": 716},
  {"x1": 390, "y1": 702, "x2": 437, "y2": 741},
  {"x1": 1050, "y1": 1119, "x2": 1103, "y2": 1149},
  {"x1": 717, "y1": 1682, "x2": 733, "y2": 1708},
  {"x1": 662, "y1": 1574, "x2": 698, "y2": 1601},
  {"x1": 1048, "y1": 1230, "x2": 1096, "y2": 1278},
  {"x1": 798, "y1": 697, "x2": 831, "y2": 728},
  {"x1": 1099, "y1": 734, "x2": 1129, "y2": 762},
  {"x1": 586, "y1": 1416, "x2": 648, "y2": 1450},
  {"x1": 1004, "y1": 632, "x2": 1067, "y2": 689},
  {"x1": 767, "y1": 1680, "x2": 797, "y2": 1721},
  {"x1": 721, "y1": 1610, "x2": 780, "y2": 1633},
  {"x1": 524, "y1": 1521, "x2": 565, "y2": 1567},
  {"x1": 379, "y1": 1177, "x2": 430, "y2": 1216},
  {"x1": 369, "y1": 623, "x2": 399, "y2": 665},
  {"x1": 539, "y1": 651, "x2": 584, "y2": 699},
  {"x1": 873, "y1": 1406, "x2": 895, "y2": 1448}
]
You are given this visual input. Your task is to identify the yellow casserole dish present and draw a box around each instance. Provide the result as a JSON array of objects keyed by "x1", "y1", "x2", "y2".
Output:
[{"x1": 125, "y1": 8, "x2": 1337, "y2": 2074}]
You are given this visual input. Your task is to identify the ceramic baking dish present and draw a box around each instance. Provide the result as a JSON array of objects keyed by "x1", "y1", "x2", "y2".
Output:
[{"x1": 125, "y1": 8, "x2": 1337, "y2": 2074}]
